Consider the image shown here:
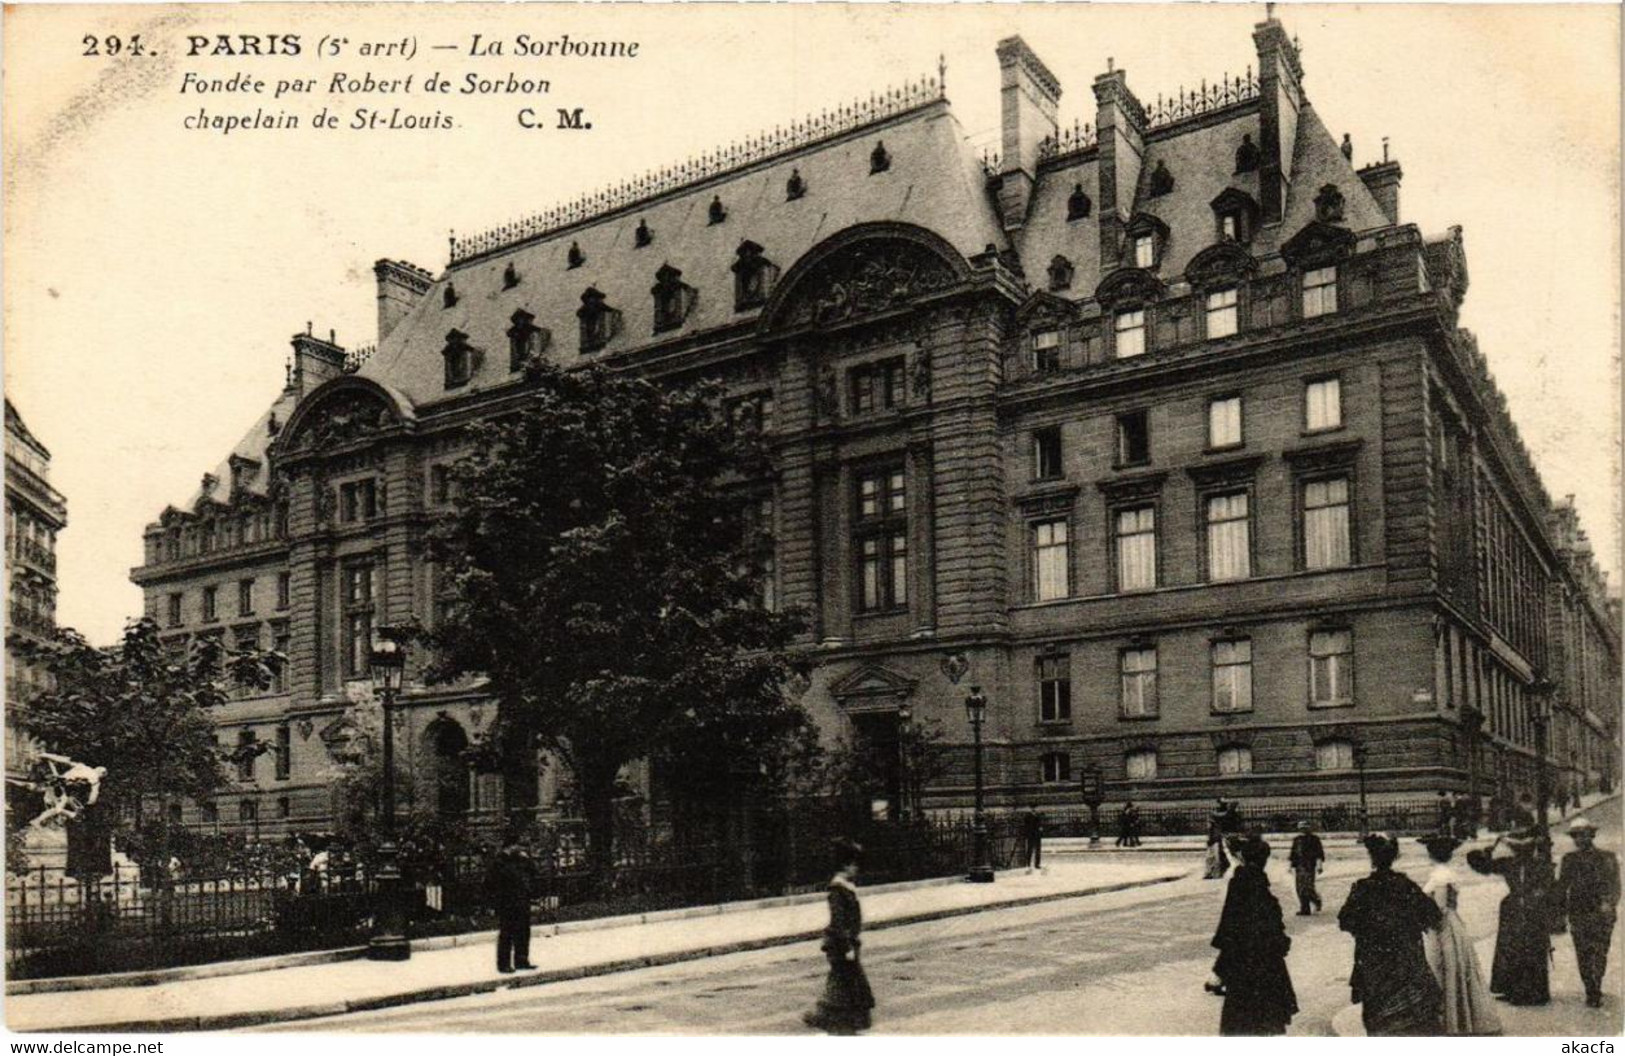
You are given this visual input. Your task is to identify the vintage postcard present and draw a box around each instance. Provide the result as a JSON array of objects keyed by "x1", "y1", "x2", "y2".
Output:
[{"x1": 2, "y1": 2, "x2": 1620, "y2": 1041}]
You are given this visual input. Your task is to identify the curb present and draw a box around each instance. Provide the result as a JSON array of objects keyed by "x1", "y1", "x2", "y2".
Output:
[
  {"x1": 27, "y1": 871, "x2": 1185, "y2": 1033},
  {"x1": 6, "y1": 869, "x2": 981, "y2": 997}
]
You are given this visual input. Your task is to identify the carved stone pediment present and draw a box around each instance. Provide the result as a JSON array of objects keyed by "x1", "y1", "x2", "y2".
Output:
[
  {"x1": 1094, "y1": 267, "x2": 1167, "y2": 311},
  {"x1": 785, "y1": 240, "x2": 955, "y2": 328},
  {"x1": 1015, "y1": 290, "x2": 1076, "y2": 326},
  {"x1": 829, "y1": 663, "x2": 918, "y2": 709},
  {"x1": 1280, "y1": 220, "x2": 1357, "y2": 270},
  {"x1": 286, "y1": 387, "x2": 397, "y2": 453},
  {"x1": 1184, "y1": 241, "x2": 1260, "y2": 291}
]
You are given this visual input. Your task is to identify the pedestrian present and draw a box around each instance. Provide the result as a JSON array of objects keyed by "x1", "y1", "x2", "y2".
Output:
[
  {"x1": 1288, "y1": 820, "x2": 1325, "y2": 915},
  {"x1": 1508, "y1": 793, "x2": 1537, "y2": 834},
  {"x1": 1338, "y1": 832, "x2": 1444, "y2": 1036},
  {"x1": 1436, "y1": 791, "x2": 1454, "y2": 838},
  {"x1": 1204, "y1": 799, "x2": 1231, "y2": 879},
  {"x1": 803, "y1": 838, "x2": 874, "y2": 1035},
  {"x1": 1021, "y1": 808, "x2": 1044, "y2": 871},
  {"x1": 1419, "y1": 834, "x2": 1501, "y2": 1035},
  {"x1": 1557, "y1": 816, "x2": 1620, "y2": 1008},
  {"x1": 485, "y1": 831, "x2": 538, "y2": 974},
  {"x1": 1209, "y1": 834, "x2": 1297, "y2": 1035},
  {"x1": 1464, "y1": 829, "x2": 1555, "y2": 1006},
  {"x1": 1125, "y1": 801, "x2": 1142, "y2": 847}
]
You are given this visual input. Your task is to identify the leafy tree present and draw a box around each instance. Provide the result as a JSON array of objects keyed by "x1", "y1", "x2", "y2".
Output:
[
  {"x1": 427, "y1": 363, "x2": 807, "y2": 878},
  {"x1": 9, "y1": 617, "x2": 280, "y2": 878}
]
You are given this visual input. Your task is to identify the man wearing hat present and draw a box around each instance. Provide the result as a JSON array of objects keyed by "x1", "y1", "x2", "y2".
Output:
[
  {"x1": 1558, "y1": 816, "x2": 1620, "y2": 1007},
  {"x1": 1287, "y1": 820, "x2": 1325, "y2": 915}
]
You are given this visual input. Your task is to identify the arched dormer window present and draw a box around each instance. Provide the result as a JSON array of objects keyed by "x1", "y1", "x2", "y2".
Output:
[
  {"x1": 1067, "y1": 183, "x2": 1092, "y2": 221},
  {"x1": 442, "y1": 329, "x2": 476, "y2": 389},
  {"x1": 1048, "y1": 255, "x2": 1074, "y2": 292},
  {"x1": 577, "y1": 287, "x2": 621, "y2": 353},
  {"x1": 1147, "y1": 160, "x2": 1175, "y2": 198},
  {"x1": 1210, "y1": 187, "x2": 1262, "y2": 246},
  {"x1": 1122, "y1": 213, "x2": 1172, "y2": 272},
  {"x1": 507, "y1": 309, "x2": 549, "y2": 372},
  {"x1": 732, "y1": 240, "x2": 779, "y2": 311},
  {"x1": 651, "y1": 264, "x2": 697, "y2": 334},
  {"x1": 1234, "y1": 134, "x2": 1260, "y2": 175}
]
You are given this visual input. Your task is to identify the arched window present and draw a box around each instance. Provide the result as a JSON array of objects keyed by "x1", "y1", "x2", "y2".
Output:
[
  {"x1": 422, "y1": 718, "x2": 471, "y2": 818},
  {"x1": 651, "y1": 264, "x2": 695, "y2": 334},
  {"x1": 732, "y1": 241, "x2": 779, "y2": 311}
]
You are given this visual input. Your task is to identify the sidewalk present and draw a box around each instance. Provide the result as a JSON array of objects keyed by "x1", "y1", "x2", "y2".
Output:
[{"x1": 5, "y1": 860, "x2": 1186, "y2": 1033}]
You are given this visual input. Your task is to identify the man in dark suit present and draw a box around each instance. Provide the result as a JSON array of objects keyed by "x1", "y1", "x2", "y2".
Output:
[
  {"x1": 1021, "y1": 809, "x2": 1044, "y2": 870},
  {"x1": 1558, "y1": 816, "x2": 1621, "y2": 1007},
  {"x1": 486, "y1": 832, "x2": 538, "y2": 973},
  {"x1": 1287, "y1": 820, "x2": 1325, "y2": 915}
]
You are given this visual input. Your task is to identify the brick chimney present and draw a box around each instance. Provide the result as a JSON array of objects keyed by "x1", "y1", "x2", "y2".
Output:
[
  {"x1": 1252, "y1": 14, "x2": 1304, "y2": 225},
  {"x1": 1358, "y1": 159, "x2": 1403, "y2": 225},
  {"x1": 1092, "y1": 63, "x2": 1148, "y2": 270},
  {"x1": 374, "y1": 259, "x2": 433, "y2": 342},
  {"x1": 994, "y1": 36, "x2": 1062, "y2": 231},
  {"x1": 289, "y1": 327, "x2": 346, "y2": 395}
]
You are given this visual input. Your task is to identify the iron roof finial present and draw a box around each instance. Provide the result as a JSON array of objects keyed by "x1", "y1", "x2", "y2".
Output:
[{"x1": 938, "y1": 53, "x2": 947, "y2": 95}]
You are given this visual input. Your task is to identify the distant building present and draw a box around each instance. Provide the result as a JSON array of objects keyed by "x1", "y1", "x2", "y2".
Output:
[
  {"x1": 6, "y1": 399, "x2": 68, "y2": 816},
  {"x1": 131, "y1": 18, "x2": 1620, "y2": 837}
]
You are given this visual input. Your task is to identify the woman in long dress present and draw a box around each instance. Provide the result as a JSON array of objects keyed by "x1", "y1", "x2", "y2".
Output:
[
  {"x1": 1419, "y1": 835, "x2": 1501, "y2": 1035},
  {"x1": 1204, "y1": 800, "x2": 1231, "y2": 880},
  {"x1": 1339, "y1": 832, "x2": 1444, "y2": 1035},
  {"x1": 1464, "y1": 832, "x2": 1555, "y2": 1005},
  {"x1": 1211, "y1": 835, "x2": 1298, "y2": 1035},
  {"x1": 803, "y1": 839, "x2": 875, "y2": 1035}
]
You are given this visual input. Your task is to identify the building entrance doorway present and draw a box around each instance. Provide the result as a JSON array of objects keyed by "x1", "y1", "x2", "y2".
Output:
[{"x1": 850, "y1": 711, "x2": 902, "y2": 821}]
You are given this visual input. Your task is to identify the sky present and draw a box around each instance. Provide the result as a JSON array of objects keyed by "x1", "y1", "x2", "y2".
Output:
[{"x1": 4, "y1": 2, "x2": 1619, "y2": 646}]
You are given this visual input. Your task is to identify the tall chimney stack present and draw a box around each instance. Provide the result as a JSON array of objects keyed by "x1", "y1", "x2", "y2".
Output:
[
  {"x1": 374, "y1": 259, "x2": 434, "y2": 343},
  {"x1": 1092, "y1": 64, "x2": 1148, "y2": 270},
  {"x1": 1358, "y1": 159, "x2": 1403, "y2": 225},
  {"x1": 995, "y1": 36, "x2": 1062, "y2": 231},
  {"x1": 1252, "y1": 13, "x2": 1304, "y2": 225},
  {"x1": 289, "y1": 330, "x2": 346, "y2": 395}
]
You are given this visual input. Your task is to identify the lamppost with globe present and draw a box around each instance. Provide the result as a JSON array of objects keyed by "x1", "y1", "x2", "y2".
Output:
[{"x1": 367, "y1": 626, "x2": 411, "y2": 961}]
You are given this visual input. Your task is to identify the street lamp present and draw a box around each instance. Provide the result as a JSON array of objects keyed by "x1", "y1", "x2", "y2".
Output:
[
  {"x1": 963, "y1": 686, "x2": 994, "y2": 883},
  {"x1": 1352, "y1": 742, "x2": 1369, "y2": 839},
  {"x1": 896, "y1": 701, "x2": 912, "y2": 821},
  {"x1": 367, "y1": 626, "x2": 410, "y2": 961}
]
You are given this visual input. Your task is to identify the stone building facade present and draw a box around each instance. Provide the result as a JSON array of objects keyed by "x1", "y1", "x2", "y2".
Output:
[{"x1": 130, "y1": 20, "x2": 1620, "y2": 837}]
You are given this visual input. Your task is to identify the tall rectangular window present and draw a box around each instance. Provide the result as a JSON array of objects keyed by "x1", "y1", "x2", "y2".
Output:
[
  {"x1": 271, "y1": 623, "x2": 290, "y2": 693},
  {"x1": 1207, "y1": 396, "x2": 1243, "y2": 449},
  {"x1": 1302, "y1": 266, "x2": 1338, "y2": 318},
  {"x1": 1212, "y1": 640, "x2": 1254, "y2": 713},
  {"x1": 1033, "y1": 427, "x2": 1063, "y2": 480},
  {"x1": 1031, "y1": 329, "x2": 1062, "y2": 373},
  {"x1": 1133, "y1": 235, "x2": 1155, "y2": 269},
  {"x1": 1041, "y1": 752, "x2": 1072, "y2": 784},
  {"x1": 1038, "y1": 654, "x2": 1071, "y2": 723},
  {"x1": 1206, "y1": 288, "x2": 1239, "y2": 339},
  {"x1": 235, "y1": 729, "x2": 258, "y2": 782},
  {"x1": 855, "y1": 468, "x2": 907, "y2": 612},
  {"x1": 1205, "y1": 492, "x2": 1252, "y2": 581},
  {"x1": 1309, "y1": 630, "x2": 1354, "y2": 707},
  {"x1": 1116, "y1": 410, "x2": 1150, "y2": 466},
  {"x1": 851, "y1": 359, "x2": 905, "y2": 415},
  {"x1": 1120, "y1": 647, "x2": 1158, "y2": 717},
  {"x1": 202, "y1": 586, "x2": 218, "y2": 622},
  {"x1": 238, "y1": 578, "x2": 255, "y2": 617},
  {"x1": 1031, "y1": 519, "x2": 1070, "y2": 602},
  {"x1": 1303, "y1": 477, "x2": 1352, "y2": 569},
  {"x1": 343, "y1": 565, "x2": 375, "y2": 678},
  {"x1": 274, "y1": 725, "x2": 291, "y2": 780},
  {"x1": 431, "y1": 464, "x2": 452, "y2": 505},
  {"x1": 276, "y1": 572, "x2": 291, "y2": 610},
  {"x1": 1305, "y1": 377, "x2": 1342, "y2": 431},
  {"x1": 1114, "y1": 310, "x2": 1147, "y2": 359},
  {"x1": 1115, "y1": 506, "x2": 1157, "y2": 592},
  {"x1": 167, "y1": 592, "x2": 183, "y2": 628},
  {"x1": 340, "y1": 479, "x2": 378, "y2": 522}
]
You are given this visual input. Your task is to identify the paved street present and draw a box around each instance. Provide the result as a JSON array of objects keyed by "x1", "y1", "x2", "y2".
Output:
[{"x1": 265, "y1": 798, "x2": 1624, "y2": 1035}]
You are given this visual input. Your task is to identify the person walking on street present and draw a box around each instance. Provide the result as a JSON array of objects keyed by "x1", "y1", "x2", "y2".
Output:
[
  {"x1": 804, "y1": 838, "x2": 874, "y2": 1035},
  {"x1": 1021, "y1": 808, "x2": 1044, "y2": 871},
  {"x1": 1288, "y1": 820, "x2": 1325, "y2": 915},
  {"x1": 1419, "y1": 834, "x2": 1501, "y2": 1035},
  {"x1": 1465, "y1": 829, "x2": 1556, "y2": 1005},
  {"x1": 1558, "y1": 816, "x2": 1620, "y2": 1008},
  {"x1": 1211, "y1": 835, "x2": 1298, "y2": 1035},
  {"x1": 1117, "y1": 800, "x2": 1140, "y2": 848},
  {"x1": 1204, "y1": 799, "x2": 1232, "y2": 879},
  {"x1": 485, "y1": 832, "x2": 538, "y2": 974},
  {"x1": 1339, "y1": 833, "x2": 1444, "y2": 1036}
]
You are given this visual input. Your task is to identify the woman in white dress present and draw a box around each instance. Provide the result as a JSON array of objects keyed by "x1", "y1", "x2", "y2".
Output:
[{"x1": 1420, "y1": 834, "x2": 1502, "y2": 1036}]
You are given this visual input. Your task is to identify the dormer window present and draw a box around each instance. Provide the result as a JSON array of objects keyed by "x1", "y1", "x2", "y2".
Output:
[
  {"x1": 786, "y1": 168, "x2": 806, "y2": 201},
  {"x1": 1221, "y1": 215, "x2": 1239, "y2": 241},
  {"x1": 502, "y1": 262, "x2": 520, "y2": 289},
  {"x1": 1148, "y1": 160, "x2": 1174, "y2": 198},
  {"x1": 1314, "y1": 184, "x2": 1346, "y2": 224},
  {"x1": 507, "y1": 309, "x2": 548, "y2": 372},
  {"x1": 651, "y1": 263, "x2": 696, "y2": 334},
  {"x1": 566, "y1": 241, "x2": 585, "y2": 269},
  {"x1": 1031, "y1": 329, "x2": 1062, "y2": 373},
  {"x1": 1132, "y1": 235, "x2": 1155, "y2": 269},
  {"x1": 732, "y1": 240, "x2": 778, "y2": 311},
  {"x1": 1210, "y1": 188, "x2": 1261, "y2": 246},
  {"x1": 442, "y1": 329, "x2": 474, "y2": 388},
  {"x1": 1235, "y1": 134, "x2": 1260, "y2": 174},
  {"x1": 577, "y1": 286, "x2": 621, "y2": 353},
  {"x1": 1048, "y1": 255, "x2": 1074, "y2": 292},
  {"x1": 443, "y1": 284, "x2": 458, "y2": 308},
  {"x1": 870, "y1": 140, "x2": 891, "y2": 174},
  {"x1": 708, "y1": 196, "x2": 727, "y2": 225},
  {"x1": 634, "y1": 219, "x2": 653, "y2": 248},
  {"x1": 1067, "y1": 183, "x2": 1092, "y2": 221},
  {"x1": 1302, "y1": 266, "x2": 1339, "y2": 319},
  {"x1": 1121, "y1": 213, "x2": 1170, "y2": 272}
]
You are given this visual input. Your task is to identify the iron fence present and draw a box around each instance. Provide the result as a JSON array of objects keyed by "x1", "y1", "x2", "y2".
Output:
[{"x1": 1035, "y1": 796, "x2": 1453, "y2": 840}]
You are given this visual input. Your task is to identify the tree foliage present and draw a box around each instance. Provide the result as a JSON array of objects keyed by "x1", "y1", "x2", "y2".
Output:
[
  {"x1": 9, "y1": 617, "x2": 281, "y2": 875},
  {"x1": 426, "y1": 363, "x2": 808, "y2": 871}
]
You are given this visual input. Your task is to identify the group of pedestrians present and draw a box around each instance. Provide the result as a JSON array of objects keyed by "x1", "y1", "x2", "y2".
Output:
[{"x1": 1208, "y1": 814, "x2": 1620, "y2": 1036}]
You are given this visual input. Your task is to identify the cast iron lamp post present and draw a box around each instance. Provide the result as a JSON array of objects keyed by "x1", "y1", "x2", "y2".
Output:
[
  {"x1": 367, "y1": 627, "x2": 411, "y2": 961},
  {"x1": 963, "y1": 686, "x2": 994, "y2": 883},
  {"x1": 1352, "y1": 742, "x2": 1370, "y2": 839},
  {"x1": 897, "y1": 701, "x2": 912, "y2": 821}
]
